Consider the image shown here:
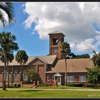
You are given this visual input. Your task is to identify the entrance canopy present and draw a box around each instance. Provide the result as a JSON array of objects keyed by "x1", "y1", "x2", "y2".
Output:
[{"x1": 53, "y1": 72, "x2": 62, "y2": 77}]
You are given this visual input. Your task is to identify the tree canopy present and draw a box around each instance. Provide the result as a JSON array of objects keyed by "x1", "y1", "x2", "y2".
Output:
[
  {"x1": 68, "y1": 52, "x2": 90, "y2": 59},
  {"x1": 15, "y1": 50, "x2": 28, "y2": 65},
  {"x1": 25, "y1": 68, "x2": 39, "y2": 82},
  {"x1": 91, "y1": 50, "x2": 100, "y2": 67},
  {"x1": 60, "y1": 42, "x2": 70, "y2": 59},
  {"x1": 86, "y1": 65, "x2": 100, "y2": 88}
]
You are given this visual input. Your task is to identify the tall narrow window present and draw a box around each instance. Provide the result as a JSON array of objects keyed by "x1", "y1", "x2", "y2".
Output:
[
  {"x1": 5, "y1": 71, "x2": 8, "y2": 81},
  {"x1": 23, "y1": 70, "x2": 27, "y2": 80},
  {"x1": 14, "y1": 70, "x2": 18, "y2": 80}
]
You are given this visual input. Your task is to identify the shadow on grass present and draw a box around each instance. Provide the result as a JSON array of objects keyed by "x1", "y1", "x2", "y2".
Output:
[{"x1": 18, "y1": 90, "x2": 43, "y2": 92}]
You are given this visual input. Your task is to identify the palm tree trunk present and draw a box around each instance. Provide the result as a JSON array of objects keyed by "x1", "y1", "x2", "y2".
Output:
[
  {"x1": 7, "y1": 61, "x2": 9, "y2": 87},
  {"x1": 95, "y1": 83, "x2": 97, "y2": 88},
  {"x1": 65, "y1": 55, "x2": 67, "y2": 86},
  {"x1": 21, "y1": 64, "x2": 23, "y2": 87},
  {"x1": 3, "y1": 53, "x2": 7, "y2": 90},
  {"x1": 3, "y1": 65, "x2": 6, "y2": 90},
  {"x1": 12, "y1": 66, "x2": 13, "y2": 86}
]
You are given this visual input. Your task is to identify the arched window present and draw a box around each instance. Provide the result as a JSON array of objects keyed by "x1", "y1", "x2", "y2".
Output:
[
  {"x1": 23, "y1": 70, "x2": 27, "y2": 80},
  {"x1": 14, "y1": 70, "x2": 18, "y2": 80},
  {"x1": 5, "y1": 71, "x2": 8, "y2": 81}
]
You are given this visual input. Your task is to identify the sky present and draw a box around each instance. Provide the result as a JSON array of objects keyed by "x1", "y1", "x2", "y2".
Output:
[{"x1": 0, "y1": 2, "x2": 100, "y2": 57}]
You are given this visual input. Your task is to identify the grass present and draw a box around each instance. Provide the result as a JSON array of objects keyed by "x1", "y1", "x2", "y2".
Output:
[
  {"x1": 0, "y1": 89, "x2": 100, "y2": 98},
  {"x1": 0, "y1": 86, "x2": 100, "y2": 98},
  {"x1": 21, "y1": 85, "x2": 100, "y2": 89}
]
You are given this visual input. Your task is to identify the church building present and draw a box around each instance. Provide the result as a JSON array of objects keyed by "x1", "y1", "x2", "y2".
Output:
[{"x1": 0, "y1": 31, "x2": 94, "y2": 86}]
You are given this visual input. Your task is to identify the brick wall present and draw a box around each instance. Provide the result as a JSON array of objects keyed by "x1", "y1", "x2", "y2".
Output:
[
  {"x1": 46, "y1": 72, "x2": 88, "y2": 85},
  {"x1": 29, "y1": 58, "x2": 47, "y2": 83}
]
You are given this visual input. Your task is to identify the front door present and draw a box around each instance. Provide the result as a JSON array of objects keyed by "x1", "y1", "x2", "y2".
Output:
[{"x1": 57, "y1": 76, "x2": 61, "y2": 85}]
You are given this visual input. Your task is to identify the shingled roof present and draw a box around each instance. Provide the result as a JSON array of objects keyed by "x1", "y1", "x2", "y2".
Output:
[
  {"x1": 0, "y1": 55, "x2": 57, "y2": 66},
  {"x1": 46, "y1": 58, "x2": 94, "y2": 73}
]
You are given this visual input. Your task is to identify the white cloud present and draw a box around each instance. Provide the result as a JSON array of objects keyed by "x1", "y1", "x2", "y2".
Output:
[
  {"x1": 70, "y1": 38, "x2": 96, "y2": 52},
  {"x1": 96, "y1": 31, "x2": 100, "y2": 34},
  {"x1": 22, "y1": 2, "x2": 100, "y2": 54}
]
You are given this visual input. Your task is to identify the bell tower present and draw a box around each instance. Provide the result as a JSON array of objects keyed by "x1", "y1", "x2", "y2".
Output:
[{"x1": 48, "y1": 31, "x2": 65, "y2": 59}]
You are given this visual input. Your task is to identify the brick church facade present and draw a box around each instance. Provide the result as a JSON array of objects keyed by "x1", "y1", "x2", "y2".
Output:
[{"x1": 0, "y1": 31, "x2": 94, "y2": 86}]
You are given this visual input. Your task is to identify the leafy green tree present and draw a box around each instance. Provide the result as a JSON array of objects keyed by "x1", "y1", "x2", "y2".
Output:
[
  {"x1": 86, "y1": 65, "x2": 100, "y2": 88},
  {"x1": 15, "y1": 50, "x2": 28, "y2": 86},
  {"x1": 68, "y1": 52, "x2": 90, "y2": 59},
  {"x1": 0, "y1": 32, "x2": 18, "y2": 90},
  {"x1": 0, "y1": 2, "x2": 15, "y2": 27},
  {"x1": 81, "y1": 54, "x2": 90, "y2": 58},
  {"x1": 60, "y1": 42, "x2": 70, "y2": 86},
  {"x1": 68, "y1": 52, "x2": 76, "y2": 59},
  {"x1": 25, "y1": 68, "x2": 39, "y2": 82}
]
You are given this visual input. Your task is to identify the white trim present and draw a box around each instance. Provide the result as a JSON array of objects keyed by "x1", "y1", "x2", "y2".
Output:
[
  {"x1": 47, "y1": 76, "x2": 50, "y2": 81},
  {"x1": 57, "y1": 76, "x2": 61, "y2": 85}
]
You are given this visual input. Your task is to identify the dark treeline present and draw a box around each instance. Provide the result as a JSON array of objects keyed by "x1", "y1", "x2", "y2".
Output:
[{"x1": 67, "y1": 52, "x2": 90, "y2": 59}]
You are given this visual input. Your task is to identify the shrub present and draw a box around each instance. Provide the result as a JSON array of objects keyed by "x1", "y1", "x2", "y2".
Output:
[
  {"x1": 67, "y1": 83, "x2": 83, "y2": 87},
  {"x1": 16, "y1": 84, "x2": 20, "y2": 88},
  {"x1": 13, "y1": 84, "x2": 16, "y2": 87},
  {"x1": 13, "y1": 84, "x2": 20, "y2": 88}
]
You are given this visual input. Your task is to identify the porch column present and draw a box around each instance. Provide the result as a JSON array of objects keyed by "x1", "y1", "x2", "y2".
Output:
[
  {"x1": 12, "y1": 66, "x2": 13, "y2": 85},
  {"x1": 20, "y1": 71, "x2": 22, "y2": 87}
]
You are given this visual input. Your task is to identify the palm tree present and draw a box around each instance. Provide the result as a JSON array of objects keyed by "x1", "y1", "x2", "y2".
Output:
[
  {"x1": 60, "y1": 42, "x2": 70, "y2": 86},
  {"x1": 91, "y1": 50, "x2": 100, "y2": 70},
  {"x1": 15, "y1": 50, "x2": 28, "y2": 86},
  {"x1": 0, "y1": 52, "x2": 14, "y2": 87},
  {"x1": 0, "y1": 32, "x2": 18, "y2": 90},
  {"x1": 0, "y1": 2, "x2": 15, "y2": 27}
]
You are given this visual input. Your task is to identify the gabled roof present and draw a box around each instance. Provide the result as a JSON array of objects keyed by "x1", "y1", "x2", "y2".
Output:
[
  {"x1": 0, "y1": 55, "x2": 57, "y2": 66},
  {"x1": 48, "y1": 30, "x2": 65, "y2": 36},
  {"x1": 39, "y1": 55, "x2": 57, "y2": 64},
  {"x1": 53, "y1": 72, "x2": 62, "y2": 76},
  {"x1": 27, "y1": 56, "x2": 48, "y2": 64},
  {"x1": 46, "y1": 58, "x2": 94, "y2": 73}
]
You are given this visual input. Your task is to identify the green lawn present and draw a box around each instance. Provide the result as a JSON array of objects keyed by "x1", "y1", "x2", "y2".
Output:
[
  {"x1": 0, "y1": 89, "x2": 100, "y2": 98},
  {"x1": 21, "y1": 85, "x2": 100, "y2": 89},
  {"x1": 0, "y1": 86, "x2": 100, "y2": 98}
]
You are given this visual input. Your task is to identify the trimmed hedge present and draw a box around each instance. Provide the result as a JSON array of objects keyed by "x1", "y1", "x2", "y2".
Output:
[{"x1": 67, "y1": 83, "x2": 83, "y2": 87}]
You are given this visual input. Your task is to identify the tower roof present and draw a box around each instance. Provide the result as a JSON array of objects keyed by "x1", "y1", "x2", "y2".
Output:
[{"x1": 48, "y1": 30, "x2": 65, "y2": 36}]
